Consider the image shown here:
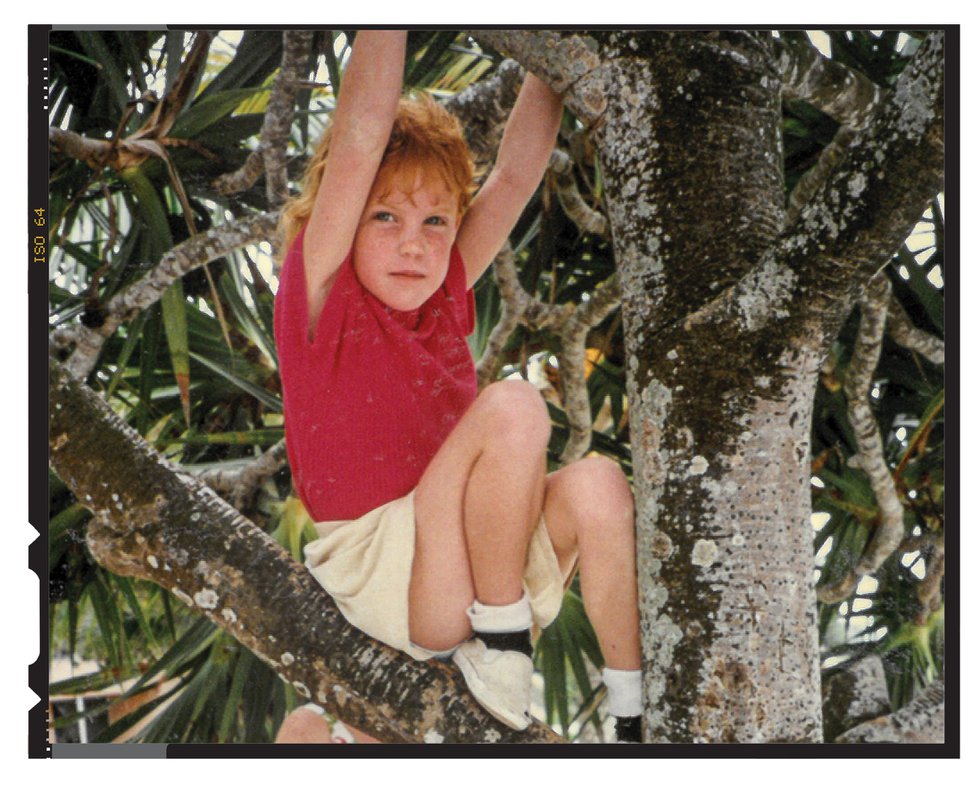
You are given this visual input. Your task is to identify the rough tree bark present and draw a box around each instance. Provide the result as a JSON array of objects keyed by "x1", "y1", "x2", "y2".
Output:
[
  {"x1": 48, "y1": 29, "x2": 945, "y2": 744},
  {"x1": 596, "y1": 30, "x2": 941, "y2": 744},
  {"x1": 474, "y1": 29, "x2": 943, "y2": 743}
]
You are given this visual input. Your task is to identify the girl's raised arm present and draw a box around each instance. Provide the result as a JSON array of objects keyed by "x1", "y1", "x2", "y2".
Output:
[
  {"x1": 303, "y1": 30, "x2": 406, "y2": 334},
  {"x1": 455, "y1": 73, "x2": 563, "y2": 288}
]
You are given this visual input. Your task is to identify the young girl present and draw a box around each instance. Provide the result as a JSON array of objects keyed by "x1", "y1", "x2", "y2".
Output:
[{"x1": 273, "y1": 30, "x2": 642, "y2": 742}]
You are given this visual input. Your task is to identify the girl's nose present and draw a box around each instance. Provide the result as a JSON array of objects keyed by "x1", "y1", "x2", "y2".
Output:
[{"x1": 399, "y1": 231, "x2": 424, "y2": 256}]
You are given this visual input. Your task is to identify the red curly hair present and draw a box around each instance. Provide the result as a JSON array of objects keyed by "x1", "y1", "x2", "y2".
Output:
[{"x1": 279, "y1": 93, "x2": 477, "y2": 254}]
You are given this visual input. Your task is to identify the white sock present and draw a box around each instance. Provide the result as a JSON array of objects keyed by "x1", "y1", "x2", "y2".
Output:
[
  {"x1": 467, "y1": 592, "x2": 533, "y2": 633},
  {"x1": 603, "y1": 667, "x2": 642, "y2": 717}
]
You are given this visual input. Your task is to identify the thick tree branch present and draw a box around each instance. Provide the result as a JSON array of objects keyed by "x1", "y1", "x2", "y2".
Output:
[
  {"x1": 467, "y1": 31, "x2": 607, "y2": 124},
  {"x1": 779, "y1": 40, "x2": 884, "y2": 227},
  {"x1": 836, "y1": 679, "x2": 944, "y2": 743},
  {"x1": 787, "y1": 31, "x2": 944, "y2": 321},
  {"x1": 821, "y1": 654, "x2": 890, "y2": 741},
  {"x1": 213, "y1": 31, "x2": 314, "y2": 211},
  {"x1": 684, "y1": 32, "x2": 944, "y2": 343},
  {"x1": 49, "y1": 126, "x2": 112, "y2": 168},
  {"x1": 48, "y1": 356, "x2": 562, "y2": 744}
]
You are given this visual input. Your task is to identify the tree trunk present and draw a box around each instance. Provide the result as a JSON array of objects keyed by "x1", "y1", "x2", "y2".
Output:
[
  {"x1": 588, "y1": 31, "x2": 823, "y2": 742},
  {"x1": 565, "y1": 29, "x2": 943, "y2": 744}
]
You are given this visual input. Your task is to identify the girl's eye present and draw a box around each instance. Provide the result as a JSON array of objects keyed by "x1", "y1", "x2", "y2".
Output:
[
  {"x1": 425, "y1": 216, "x2": 447, "y2": 226},
  {"x1": 374, "y1": 211, "x2": 394, "y2": 222}
]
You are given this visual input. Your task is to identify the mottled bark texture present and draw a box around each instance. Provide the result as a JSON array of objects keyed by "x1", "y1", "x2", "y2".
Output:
[
  {"x1": 836, "y1": 679, "x2": 944, "y2": 743},
  {"x1": 198, "y1": 439, "x2": 288, "y2": 513},
  {"x1": 818, "y1": 274, "x2": 905, "y2": 604},
  {"x1": 776, "y1": 38, "x2": 883, "y2": 128},
  {"x1": 887, "y1": 292, "x2": 945, "y2": 365},
  {"x1": 469, "y1": 31, "x2": 607, "y2": 124},
  {"x1": 585, "y1": 30, "x2": 824, "y2": 743},
  {"x1": 49, "y1": 358, "x2": 561, "y2": 744},
  {"x1": 445, "y1": 59, "x2": 525, "y2": 171},
  {"x1": 821, "y1": 655, "x2": 891, "y2": 741},
  {"x1": 484, "y1": 29, "x2": 944, "y2": 742}
]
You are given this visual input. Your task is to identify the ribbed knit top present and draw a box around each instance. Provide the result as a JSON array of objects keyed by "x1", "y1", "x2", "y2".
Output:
[{"x1": 274, "y1": 225, "x2": 477, "y2": 522}]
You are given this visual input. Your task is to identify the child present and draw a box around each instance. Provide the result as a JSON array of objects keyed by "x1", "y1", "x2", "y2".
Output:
[{"x1": 273, "y1": 30, "x2": 642, "y2": 742}]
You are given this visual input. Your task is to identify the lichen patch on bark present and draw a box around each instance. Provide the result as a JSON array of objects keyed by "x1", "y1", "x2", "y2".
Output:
[
  {"x1": 688, "y1": 456, "x2": 709, "y2": 476},
  {"x1": 193, "y1": 589, "x2": 219, "y2": 609},
  {"x1": 691, "y1": 539, "x2": 719, "y2": 568},
  {"x1": 735, "y1": 256, "x2": 797, "y2": 331}
]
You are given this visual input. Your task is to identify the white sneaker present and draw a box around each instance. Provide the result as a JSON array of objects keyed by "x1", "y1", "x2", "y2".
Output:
[{"x1": 452, "y1": 638, "x2": 533, "y2": 731}]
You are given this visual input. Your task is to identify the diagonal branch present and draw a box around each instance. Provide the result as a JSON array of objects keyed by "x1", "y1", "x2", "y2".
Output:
[
  {"x1": 58, "y1": 211, "x2": 279, "y2": 380},
  {"x1": 786, "y1": 126, "x2": 861, "y2": 228},
  {"x1": 213, "y1": 30, "x2": 314, "y2": 211},
  {"x1": 549, "y1": 149, "x2": 608, "y2": 238},
  {"x1": 887, "y1": 293, "x2": 945, "y2": 365},
  {"x1": 777, "y1": 39, "x2": 884, "y2": 227},
  {"x1": 817, "y1": 273, "x2": 906, "y2": 603},
  {"x1": 785, "y1": 31, "x2": 944, "y2": 314},
  {"x1": 49, "y1": 126, "x2": 112, "y2": 168},
  {"x1": 48, "y1": 356, "x2": 563, "y2": 745},
  {"x1": 775, "y1": 38, "x2": 883, "y2": 128},
  {"x1": 198, "y1": 439, "x2": 289, "y2": 513},
  {"x1": 445, "y1": 59, "x2": 525, "y2": 169}
]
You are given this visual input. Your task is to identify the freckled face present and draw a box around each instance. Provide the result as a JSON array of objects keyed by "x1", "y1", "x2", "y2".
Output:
[{"x1": 353, "y1": 173, "x2": 460, "y2": 312}]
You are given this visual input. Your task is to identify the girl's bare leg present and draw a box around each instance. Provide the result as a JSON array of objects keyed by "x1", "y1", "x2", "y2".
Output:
[
  {"x1": 275, "y1": 707, "x2": 335, "y2": 743},
  {"x1": 543, "y1": 457, "x2": 641, "y2": 670},
  {"x1": 274, "y1": 707, "x2": 380, "y2": 744},
  {"x1": 410, "y1": 380, "x2": 551, "y2": 652}
]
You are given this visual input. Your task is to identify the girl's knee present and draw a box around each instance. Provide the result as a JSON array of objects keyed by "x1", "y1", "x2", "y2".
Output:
[
  {"x1": 553, "y1": 457, "x2": 635, "y2": 532},
  {"x1": 476, "y1": 380, "x2": 551, "y2": 448}
]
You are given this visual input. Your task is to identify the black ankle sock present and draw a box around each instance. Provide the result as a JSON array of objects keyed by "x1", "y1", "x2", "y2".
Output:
[
  {"x1": 475, "y1": 629, "x2": 533, "y2": 658},
  {"x1": 614, "y1": 715, "x2": 641, "y2": 743}
]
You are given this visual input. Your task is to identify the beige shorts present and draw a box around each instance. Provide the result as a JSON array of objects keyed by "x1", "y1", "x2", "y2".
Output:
[{"x1": 303, "y1": 490, "x2": 567, "y2": 662}]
